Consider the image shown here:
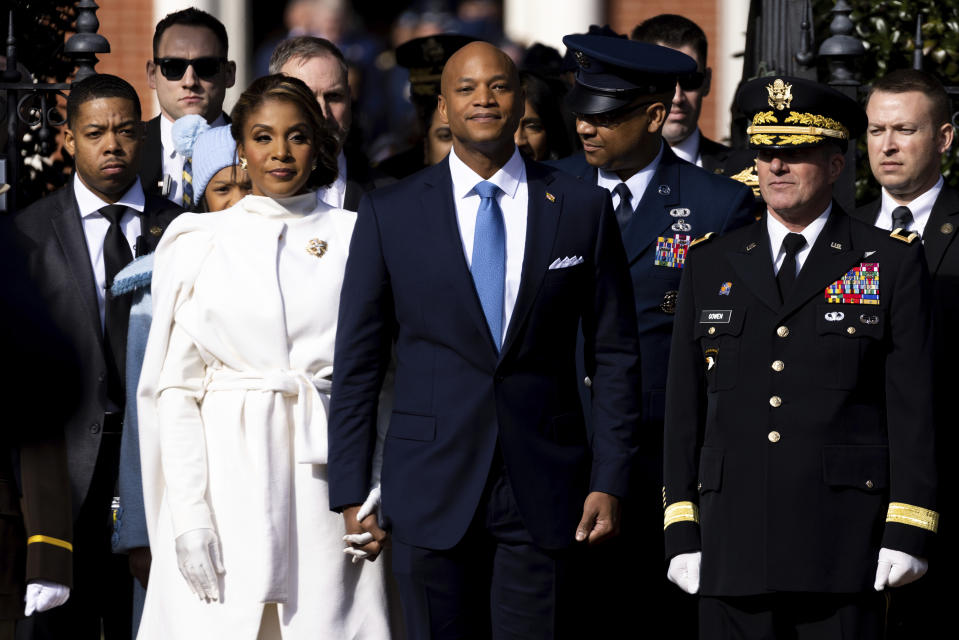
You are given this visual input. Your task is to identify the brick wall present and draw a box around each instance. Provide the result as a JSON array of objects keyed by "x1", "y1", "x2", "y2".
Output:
[
  {"x1": 94, "y1": 0, "x2": 157, "y2": 120},
  {"x1": 608, "y1": 0, "x2": 722, "y2": 141}
]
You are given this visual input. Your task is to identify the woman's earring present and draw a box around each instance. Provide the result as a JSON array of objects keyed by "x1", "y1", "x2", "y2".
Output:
[
  {"x1": 240, "y1": 157, "x2": 248, "y2": 171},
  {"x1": 311, "y1": 160, "x2": 317, "y2": 170}
]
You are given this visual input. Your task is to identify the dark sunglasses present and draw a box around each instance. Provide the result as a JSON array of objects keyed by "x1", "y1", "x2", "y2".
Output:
[
  {"x1": 678, "y1": 71, "x2": 706, "y2": 91},
  {"x1": 154, "y1": 57, "x2": 226, "y2": 81}
]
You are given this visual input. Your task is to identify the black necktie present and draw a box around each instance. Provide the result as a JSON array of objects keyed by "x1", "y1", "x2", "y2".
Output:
[
  {"x1": 100, "y1": 204, "x2": 133, "y2": 404},
  {"x1": 777, "y1": 232, "x2": 807, "y2": 302},
  {"x1": 613, "y1": 182, "x2": 633, "y2": 230},
  {"x1": 891, "y1": 205, "x2": 914, "y2": 231}
]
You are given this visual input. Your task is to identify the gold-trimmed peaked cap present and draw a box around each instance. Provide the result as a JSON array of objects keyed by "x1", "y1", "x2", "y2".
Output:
[
  {"x1": 736, "y1": 75, "x2": 866, "y2": 150},
  {"x1": 396, "y1": 33, "x2": 477, "y2": 97}
]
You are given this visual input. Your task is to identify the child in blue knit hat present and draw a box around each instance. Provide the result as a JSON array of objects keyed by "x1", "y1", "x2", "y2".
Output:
[{"x1": 172, "y1": 114, "x2": 251, "y2": 211}]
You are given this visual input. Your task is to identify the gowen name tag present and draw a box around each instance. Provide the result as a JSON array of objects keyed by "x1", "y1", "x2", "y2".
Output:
[{"x1": 700, "y1": 309, "x2": 732, "y2": 323}]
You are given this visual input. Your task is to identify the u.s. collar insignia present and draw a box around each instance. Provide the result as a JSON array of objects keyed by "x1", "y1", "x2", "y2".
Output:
[
  {"x1": 669, "y1": 208, "x2": 690, "y2": 218},
  {"x1": 307, "y1": 238, "x2": 328, "y2": 258},
  {"x1": 574, "y1": 51, "x2": 590, "y2": 68},
  {"x1": 830, "y1": 241, "x2": 843, "y2": 250},
  {"x1": 745, "y1": 242, "x2": 758, "y2": 252},
  {"x1": 149, "y1": 225, "x2": 163, "y2": 237},
  {"x1": 546, "y1": 192, "x2": 555, "y2": 202},
  {"x1": 766, "y1": 78, "x2": 793, "y2": 110}
]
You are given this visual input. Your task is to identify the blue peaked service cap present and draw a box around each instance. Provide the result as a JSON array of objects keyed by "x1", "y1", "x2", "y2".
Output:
[{"x1": 562, "y1": 34, "x2": 697, "y2": 114}]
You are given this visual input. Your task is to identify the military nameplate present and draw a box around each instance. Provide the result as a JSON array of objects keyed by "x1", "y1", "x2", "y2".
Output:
[
  {"x1": 825, "y1": 262, "x2": 879, "y2": 305},
  {"x1": 654, "y1": 234, "x2": 691, "y2": 268}
]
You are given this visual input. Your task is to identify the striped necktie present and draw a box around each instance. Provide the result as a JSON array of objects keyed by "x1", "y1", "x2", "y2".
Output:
[{"x1": 182, "y1": 158, "x2": 194, "y2": 207}]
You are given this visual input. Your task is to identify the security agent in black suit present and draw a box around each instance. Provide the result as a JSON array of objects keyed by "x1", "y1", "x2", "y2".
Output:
[
  {"x1": 140, "y1": 8, "x2": 236, "y2": 205},
  {"x1": 12, "y1": 75, "x2": 181, "y2": 640},
  {"x1": 664, "y1": 75, "x2": 938, "y2": 640},
  {"x1": 853, "y1": 68, "x2": 957, "y2": 640},
  {"x1": 632, "y1": 14, "x2": 733, "y2": 175},
  {"x1": 550, "y1": 34, "x2": 754, "y2": 638}
]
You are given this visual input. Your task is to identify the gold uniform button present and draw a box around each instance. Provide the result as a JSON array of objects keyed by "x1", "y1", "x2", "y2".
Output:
[
  {"x1": 769, "y1": 395, "x2": 782, "y2": 408},
  {"x1": 708, "y1": 326, "x2": 716, "y2": 335},
  {"x1": 583, "y1": 376, "x2": 592, "y2": 388},
  {"x1": 776, "y1": 326, "x2": 789, "y2": 338},
  {"x1": 865, "y1": 480, "x2": 874, "y2": 489},
  {"x1": 771, "y1": 360, "x2": 785, "y2": 372},
  {"x1": 768, "y1": 430, "x2": 781, "y2": 443},
  {"x1": 847, "y1": 326, "x2": 856, "y2": 335}
]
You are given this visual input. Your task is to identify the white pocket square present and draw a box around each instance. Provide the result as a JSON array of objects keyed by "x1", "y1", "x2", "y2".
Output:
[{"x1": 548, "y1": 256, "x2": 584, "y2": 270}]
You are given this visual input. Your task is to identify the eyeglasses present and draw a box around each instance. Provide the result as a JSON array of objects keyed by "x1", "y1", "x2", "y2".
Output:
[
  {"x1": 154, "y1": 57, "x2": 226, "y2": 81},
  {"x1": 574, "y1": 100, "x2": 657, "y2": 128},
  {"x1": 678, "y1": 72, "x2": 706, "y2": 91}
]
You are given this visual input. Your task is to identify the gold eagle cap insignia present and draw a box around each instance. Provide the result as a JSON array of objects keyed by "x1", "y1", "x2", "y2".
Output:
[{"x1": 766, "y1": 78, "x2": 793, "y2": 111}]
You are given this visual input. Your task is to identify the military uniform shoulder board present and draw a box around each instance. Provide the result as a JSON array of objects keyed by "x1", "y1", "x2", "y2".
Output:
[
  {"x1": 889, "y1": 228, "x2": 919, "y2": 244},
  {"x1": 688, "y1": 232, "x2": 716, "y2": 249}
]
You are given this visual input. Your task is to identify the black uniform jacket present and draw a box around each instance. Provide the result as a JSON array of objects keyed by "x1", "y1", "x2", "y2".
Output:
[{"x1": 663, "y1": 207, "x2": 938, "y2": 596}]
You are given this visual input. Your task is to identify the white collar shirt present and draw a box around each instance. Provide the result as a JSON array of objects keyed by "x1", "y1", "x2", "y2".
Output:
[
  {"x1": 876, "y1": 175, "x2": 943, "y2": 239},
  {"x1": 597, "y1": 141, "x2": 665, "y2": 211},
  {"x1": 317, "y1": 150, "x2": 349, "y2": 210},
  {"x1": 670, "y1": 128, "x2": 703, "y2": 167},
  {"x1": 160, "y1": 113, "x2": 227, "y2": 206},
  {"x1": 767, "y1": 204, "x2": 832, "y2": 275},
  {"x1": 74, "y1": 175, "x2": 145, "y2": 330},
  {"x1": 448, "y1": 145, "x2": 528, "y2": 345}
]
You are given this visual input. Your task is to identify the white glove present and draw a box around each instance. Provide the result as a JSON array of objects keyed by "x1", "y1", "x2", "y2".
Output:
[
  {"x1": 667, "y1": 551, "x2": 702, "y2": 594},
  {"x1": 343, "y1": 485, "x2": 382, "y2": 563},
  {"x1": 175, "y1": 528, "x2": 225, "y2": 601},
  {"x1": 874, "y1": 547, "x2": 927, "y2": 591},
  {"x1": 24, "y1": 580, "x2": 70, "y2": 615}
]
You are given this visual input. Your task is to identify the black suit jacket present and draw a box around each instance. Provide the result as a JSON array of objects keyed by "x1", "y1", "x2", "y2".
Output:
[
  {"x1": 698, "y1": 134, "x2": 732, "y2": 176},
  {"x1": 664, "y1": 208, "x2": 938, "y2": 595},
  {"x1": 12, "y1": 184, "x2": 181, "y2": 515},
  {"x1": 328, "y1": 157, "x2": 642, "y2": 551}
]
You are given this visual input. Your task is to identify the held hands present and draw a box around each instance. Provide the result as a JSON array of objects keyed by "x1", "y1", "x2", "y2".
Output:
[
  {"x1": 343, "y1": 486, "x2": 388, "y2": 563},
  {"x1": 874, "y1": 547, "x2": 928, "y2": 591},
  {"x1": 24, "y1": 580, "x2": 70, "y2": 616},
  {"x1": 667, "y1": 552, "x2": 702, "y2": 594},
  {"x1": 175, "y1": 528, "x2": 225, "y2": 602},
  {"x1": 575, "y1": 492, "x2": 620, "y2": 544}
]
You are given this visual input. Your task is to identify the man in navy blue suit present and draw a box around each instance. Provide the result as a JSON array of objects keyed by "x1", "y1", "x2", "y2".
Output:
[
  {"x1": 328, "y1": 41, "x2": 642, "y2": 639},
  {"x1": 551, "y1": 34, "x2": 755, "y2": 638}
]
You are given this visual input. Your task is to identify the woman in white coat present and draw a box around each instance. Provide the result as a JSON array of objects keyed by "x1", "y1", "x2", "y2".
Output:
[{"x1": 136, "y1": 75, "x2": 391, "y2": 639}]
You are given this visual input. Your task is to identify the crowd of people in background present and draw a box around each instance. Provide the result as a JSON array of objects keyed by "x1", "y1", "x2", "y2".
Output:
[{"x1": 1, "y1": 2, "x2": 956, "y2": 640}]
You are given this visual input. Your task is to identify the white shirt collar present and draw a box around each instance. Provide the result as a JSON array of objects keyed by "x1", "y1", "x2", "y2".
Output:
[
  {"x1": 878, "y1": 175, "x2": 943, "y2": 237},
  {"x1": 317, "y1": 150, "x2": 349, "y2": 209},
  {"x1": 448, "y1": 145, "x2": 524, "y2": 200},
  {"x1": 73, "y1": 175, "x2": 146, "y2": 217},
  {"x1": 766, "y1": 203, "x2": 832, "y2": 272},
  {"x1": 597, "y1": 141, "x2": 665, "y2": 211},
  {"x1": 159, "y1": 112, "x2": 228, "y2": 159},
  {"x1": 670, "y1": 128, "x2": 702, "y2": 167}
]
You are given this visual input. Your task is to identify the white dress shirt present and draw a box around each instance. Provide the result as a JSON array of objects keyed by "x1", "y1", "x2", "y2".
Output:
[
  {"x1": 670, "y1": 128, "x2": 703, "y2": 167},
  {"x1": 448, "y1": 145, "x2": 528, "y2": 344},
  {"x1": 598, "y1": 141, "x2": 665, "y2": 211},
  {"x1": 74, "y1": 175, "x2": 144, "y2": 331},
  {"x1": 875, "y1": 175, "x2": 943, "y2": 238},
  {"x1": 160, "y1": 113, "x2": 227, "y2": 205},
  {"x1": 767, "y1": 204, "x2": 831, "y2": 276},
  {"x1": 317, "y1": 150, "x2": 349, "y2": 210}
]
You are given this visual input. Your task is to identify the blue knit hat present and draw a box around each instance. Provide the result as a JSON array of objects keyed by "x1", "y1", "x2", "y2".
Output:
[{"x1": 191, "y1": 125, "x2": 240, "y2": 202}]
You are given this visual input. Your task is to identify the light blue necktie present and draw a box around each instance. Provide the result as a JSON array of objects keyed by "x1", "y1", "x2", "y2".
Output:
[{"x1": 471, "y1": 180, "x2": 506, "y2": 350}]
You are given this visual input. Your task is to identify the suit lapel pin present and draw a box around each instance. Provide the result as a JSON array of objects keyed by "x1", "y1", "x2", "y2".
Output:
[
  {"x1": 745, "y1": 242, "x2": 758, "y2": 252},
  {"x1": 307, "y1": 238, "x2": 328, "y2": 258},
  {"x1": 546, "y1": 192, "x2": 555, "y2": 203},
  {"x1": 149, "y1": 225, "x2": 163, "y2": 236},
  {"x1": 830, "y1": 241, "x2": 843, "y2": 250},
  {"x1": 942, "y1": 223, "x2": 954, "y2": 235},
  {"x1": 658, "y1": 185, "x2": 671, "y2": 196}
]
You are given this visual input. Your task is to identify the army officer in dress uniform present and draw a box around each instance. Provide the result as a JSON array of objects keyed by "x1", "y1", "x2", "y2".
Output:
[{"x1": 663, "y1": 76, "x2": 939, "y2": 639}]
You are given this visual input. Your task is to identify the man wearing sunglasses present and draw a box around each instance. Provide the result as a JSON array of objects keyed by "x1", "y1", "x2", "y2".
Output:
[
  {"x1": 632, "y1": 14, "x2": 731, "y2": 176},
  {"x1": 551, "y1": 33, "x2": 754, "y2": 638},
  {"x1": 141, "y1": 8, "x2": 236, "y2": 207}
]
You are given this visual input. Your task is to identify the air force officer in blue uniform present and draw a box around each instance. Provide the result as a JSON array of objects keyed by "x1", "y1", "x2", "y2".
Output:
[{"x1": 328, "y1": 42, "x2": 642, "y2": 639}]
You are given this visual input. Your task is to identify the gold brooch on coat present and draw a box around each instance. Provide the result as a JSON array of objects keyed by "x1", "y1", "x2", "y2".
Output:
[{"x1": 307, "y1": 238, "x2": 328, "y2": 258}]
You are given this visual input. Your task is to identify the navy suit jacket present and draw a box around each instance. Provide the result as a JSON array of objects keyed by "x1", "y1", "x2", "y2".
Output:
[
  {"x1": 550, "y1": 146, "x2": 754, "y2": 423},
  {"x1": 328, "y1": 156, "x2": 642, "y2": 551}
]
